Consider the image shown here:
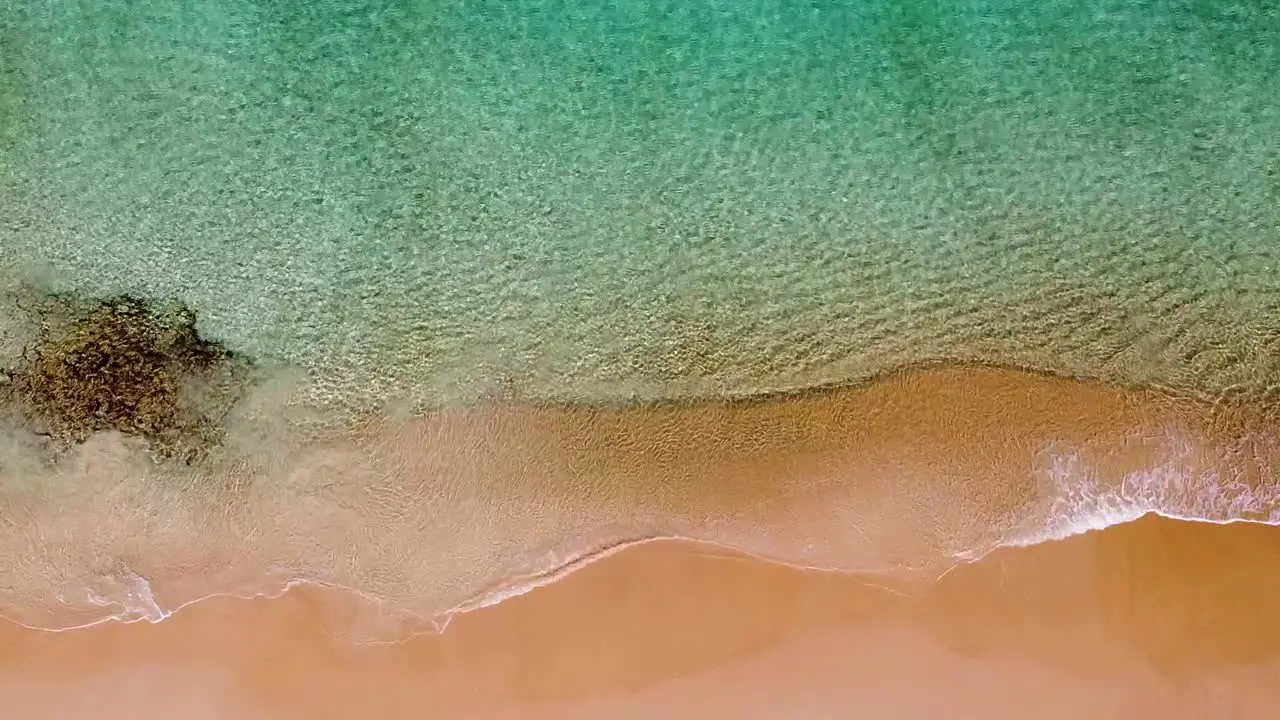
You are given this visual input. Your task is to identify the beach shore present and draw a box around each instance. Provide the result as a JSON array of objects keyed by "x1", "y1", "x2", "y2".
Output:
[
  {"x1": 3, "y1": 517, "x2": 1279, "y2": 719},
  {"x1": 2, "y1": 364, "x2": 1280, "y2": 716}
]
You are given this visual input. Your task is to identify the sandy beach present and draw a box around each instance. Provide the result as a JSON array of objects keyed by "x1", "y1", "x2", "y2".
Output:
[
  {"x1": 1, "y1": 364, "x2": 1279, "y2": 717},
  {"x1": 3, "y1": 517, "x2": 1279, "y2": 719}
]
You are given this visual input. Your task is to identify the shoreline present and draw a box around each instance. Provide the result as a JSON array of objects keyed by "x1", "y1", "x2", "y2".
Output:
[
  {"x1": 0, "y1": 362, "x2": 1278, "y2": 631},
  {"x1": 2, "y1": 359, "x2": 1279, "y2": 716},
  {"x1": 3, "y1": 516, "x2": 1280, "y2": 718},
  {"x1": 7, "y1": 361, "x2": 1280, "y2": 625}
]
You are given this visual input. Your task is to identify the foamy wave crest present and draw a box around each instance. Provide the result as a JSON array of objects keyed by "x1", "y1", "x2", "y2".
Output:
[{"x1": 988, "y1": 430, "x2": 1280, "y2": 555}]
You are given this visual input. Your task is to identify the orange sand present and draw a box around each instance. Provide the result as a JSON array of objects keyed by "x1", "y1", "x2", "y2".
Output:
[
  {"x1": 3, "y1": 364, "x2": 1280, "y2": 717},
  {"x1": 3, "y1": 517, "x2": 1280, "y2": 719}
]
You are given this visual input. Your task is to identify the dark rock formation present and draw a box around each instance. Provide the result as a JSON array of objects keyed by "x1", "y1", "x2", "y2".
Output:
[{"x1": 1, "y1": 294, "x2": 254, "y2": 463}]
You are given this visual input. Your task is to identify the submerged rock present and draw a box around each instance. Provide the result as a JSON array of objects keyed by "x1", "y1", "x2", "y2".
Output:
[{"x1": 1, "y1": 293, "x2": 254, "y2": 463}]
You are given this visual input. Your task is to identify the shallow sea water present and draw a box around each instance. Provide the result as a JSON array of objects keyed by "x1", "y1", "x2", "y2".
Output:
[{"x1": 2, "y1": 0, "x2": 1280, "y2": 717}]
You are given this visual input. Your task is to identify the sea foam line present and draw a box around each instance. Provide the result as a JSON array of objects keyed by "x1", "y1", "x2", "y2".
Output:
[{"x1": 7, "y1": 450, "x2": 1280, "y2": 637}]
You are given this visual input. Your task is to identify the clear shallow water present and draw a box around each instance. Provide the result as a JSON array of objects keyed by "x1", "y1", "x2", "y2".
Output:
[{"x1": 2, "y1": 0, "x2": 1279, "y2": 411}]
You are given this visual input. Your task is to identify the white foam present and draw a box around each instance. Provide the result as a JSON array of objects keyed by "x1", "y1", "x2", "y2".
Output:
[{"x1": 957, "y1": 431, "x2": 1280, "y2": 564}]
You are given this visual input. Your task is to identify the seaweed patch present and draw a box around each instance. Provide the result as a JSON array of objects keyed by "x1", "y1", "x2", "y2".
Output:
[{"x1": 0, "y1": 293, "x2": 255, "y2": 463}]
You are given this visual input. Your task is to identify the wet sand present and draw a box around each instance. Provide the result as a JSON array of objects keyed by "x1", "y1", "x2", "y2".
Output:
[
  {"x1": 3, "y1": 364, "x2": 1280, "y2": 716},
  {"x1": 3, "y1": 517, "x2": 1280, "y2": 719}
]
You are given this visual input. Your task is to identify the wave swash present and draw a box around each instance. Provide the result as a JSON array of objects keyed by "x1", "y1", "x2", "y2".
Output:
[{"x1": 2, "y1": 291, "x2": 1278, "y2": 641}]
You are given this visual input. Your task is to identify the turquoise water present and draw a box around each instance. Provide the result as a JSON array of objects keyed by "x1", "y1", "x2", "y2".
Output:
[{"x1": 3, "y1": 0, "x2": 1279, "y2": 412}]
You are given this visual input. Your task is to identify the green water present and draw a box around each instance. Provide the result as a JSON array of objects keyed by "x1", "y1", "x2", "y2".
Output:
[{"x1": 3, "y1": 0, "x2": 1279, "y2": 411}]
